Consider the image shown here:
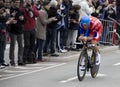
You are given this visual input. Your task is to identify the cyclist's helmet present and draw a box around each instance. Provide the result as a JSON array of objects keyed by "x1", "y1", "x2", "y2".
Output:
[{"x1": 81, "y1": 16, "x2": 90, "y2": 25}]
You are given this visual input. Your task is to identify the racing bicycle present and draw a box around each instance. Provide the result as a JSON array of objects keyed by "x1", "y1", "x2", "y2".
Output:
[{"x1": 77, "y1": 41, "x2": 100, "y2": 81}]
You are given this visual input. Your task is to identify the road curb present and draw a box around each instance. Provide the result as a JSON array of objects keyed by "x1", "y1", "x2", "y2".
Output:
[{"x1": 44, "y1": 46, "x2": 119, "y2": 62}]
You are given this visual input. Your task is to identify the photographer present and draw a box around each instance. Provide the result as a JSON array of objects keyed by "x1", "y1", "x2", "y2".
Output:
[
  {"x1": 22, "y1": 1, "x2": 39, "y2": 64},
  {"x1": 34, "y1": 1, "x2": 58, "y2": 62}
]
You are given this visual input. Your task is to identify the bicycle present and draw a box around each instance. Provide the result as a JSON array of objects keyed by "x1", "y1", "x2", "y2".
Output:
[{"x1": 77, "y1": 41, "x2": 100, "y2": 81}]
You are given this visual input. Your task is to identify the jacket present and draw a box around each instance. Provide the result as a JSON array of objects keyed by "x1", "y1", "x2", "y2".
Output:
[
  {"x1": 10, "y1": 7, "x2": 25, "y2": 34},
  {"x1": 22, "y1": 5, "x2": 39, "y2": 31},
  {"x1": 36, "y1": 8, "x2": 53, "y2": 40}
]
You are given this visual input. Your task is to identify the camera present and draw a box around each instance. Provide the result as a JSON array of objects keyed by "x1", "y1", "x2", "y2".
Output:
[{"x1": 25, "y1": 3, "x2": 32, "y2": 11}]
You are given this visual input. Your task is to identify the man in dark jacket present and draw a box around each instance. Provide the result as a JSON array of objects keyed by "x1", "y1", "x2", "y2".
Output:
[
  {"x1": 43, "y1": 4, "x2": 61, "y2": 56},
  {"x1": 8, "y1": 1, "x2": 25, "y2": 66}
]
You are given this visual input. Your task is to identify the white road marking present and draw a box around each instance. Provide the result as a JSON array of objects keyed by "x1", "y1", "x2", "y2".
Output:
[
  {"x1": 86, "y1": 73, "x2": 107, "y2": 77},
  {"x1": 60, "y1": 76, "x2": 77, "y2": 83},
  {"x1": 0, "y1": 74, "x2": 14, "y2": 78},
  {"x1": 14, "y1": 66, "x2": 43, "y2": 69},
  {"x1": 60, "y1": 73, "x2": 107, "y2": 83},
  {"x1": 4, "y1": 70, "x2": 29, "y2": 73},
  {"x1": 27, "y1": 63, "x2": 57, "y2": 66},
  {"x1": 0, "y1": 63, "x2": 66, "y2": 81},
  {"x1": 113, "y1": 62, "x2": 120, "y2": 66}
]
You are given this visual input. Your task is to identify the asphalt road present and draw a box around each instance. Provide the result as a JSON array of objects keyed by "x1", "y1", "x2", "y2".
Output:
[{"x1": 0, "y1": 47, "x2": 120, "y2": 87}]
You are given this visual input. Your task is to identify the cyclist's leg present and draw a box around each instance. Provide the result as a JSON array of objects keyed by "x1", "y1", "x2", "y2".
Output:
[
  {"x1": 91, "y1": 40, "x2": 100, "y2": 65},
  {"x1": 91, "y1": 40, "x2": 98, "y2": 52}
]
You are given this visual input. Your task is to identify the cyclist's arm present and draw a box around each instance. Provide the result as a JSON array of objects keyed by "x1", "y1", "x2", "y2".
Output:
[{"x1": 86, "y1": 36, "x2": 93, "y2": 41}]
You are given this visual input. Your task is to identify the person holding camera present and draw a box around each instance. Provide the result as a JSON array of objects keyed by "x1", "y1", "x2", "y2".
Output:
[
  {"x1": 34, "y1": 1, "x2": 58, "y2": 62},
  {"x1": 22, "y1": 1, "x2": 39, "y2": 64}
]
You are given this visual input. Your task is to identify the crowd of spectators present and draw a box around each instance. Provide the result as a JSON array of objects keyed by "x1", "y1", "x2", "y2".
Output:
[{"x1": 0, "y1": 0, "x2": 117, "y2": 68}]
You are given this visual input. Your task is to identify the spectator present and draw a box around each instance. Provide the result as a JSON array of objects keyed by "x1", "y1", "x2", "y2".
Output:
[
  {"x1": 22, "y1": 1, "x2": 39, "y2": 64},
  {"x1": 73, "y1": 0, "x2": 95, "y2": 16},
  {"x1": 66, "y1": 4, "x2": 80, "y2": 50},
  {"x1": 34, "y1": 1, "x2": 58, "y2": 62},
  {"x1": 62, "y1": 0, "x2": 71, "y2": 45},
  {"x1": 104, "y1": 0, "x2": 116, "y2": 20},
  {"x1": 98, "y1": 0, "x2": 109, "y2": 19},
  {"x1": 7, "y1": 0, "x2": 25, "y2": 66},
  {"x1": 91, "y1": 0, "x2": 102, "y2": 18},
  {"x1": 101, "y1": 0, "x2": 116, "y2": 44},
  {"x1": 43, "y1": 1, "x2": 61, "y2": 56},
  {"x1": 56, "y1": 0, "x2": 70, "y2": 52},
  {"x1": 56, "y1": 0, "x2": 67, "y2": 52},
  {"x1": 0, "y1": 1, "x2": 9, "y2": 68}
]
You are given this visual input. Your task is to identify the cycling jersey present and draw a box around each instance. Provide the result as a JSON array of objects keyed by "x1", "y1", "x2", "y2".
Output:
[{"x1": 80, "y1": 16, "x2": 103, "y2": 41}]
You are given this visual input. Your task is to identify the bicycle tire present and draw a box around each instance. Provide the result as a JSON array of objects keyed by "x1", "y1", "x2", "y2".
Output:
[
  {"x1": 90, "y1": 51, "x2": 100, "y2": 78},
  {"x1": 77, "y1": 49, "x2": 87, "y2": 81}
]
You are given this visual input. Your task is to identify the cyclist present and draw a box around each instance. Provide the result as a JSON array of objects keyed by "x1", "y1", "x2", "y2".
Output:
[{"x1": 78, "y1": 15, "x2": 103, "y2": 65}]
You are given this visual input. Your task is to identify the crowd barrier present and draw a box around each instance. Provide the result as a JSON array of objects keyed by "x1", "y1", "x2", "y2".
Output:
[{"x1": 100, "y1": 19, "x2": 118, "y2": 45}]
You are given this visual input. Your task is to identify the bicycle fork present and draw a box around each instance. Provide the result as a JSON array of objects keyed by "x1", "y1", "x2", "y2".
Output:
[{"x1": 86, "y1": 55, "x2": 93, "y2": 72}]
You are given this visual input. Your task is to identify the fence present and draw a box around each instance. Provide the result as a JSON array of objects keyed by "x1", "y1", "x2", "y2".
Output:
[{"x1": 100, "y1": 18, "x2": 119, "y2": 45}]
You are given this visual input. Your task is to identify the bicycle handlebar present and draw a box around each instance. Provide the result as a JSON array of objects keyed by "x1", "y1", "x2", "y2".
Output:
[
  {"x1": 87, "y1": 44, "x2": 95, "y2": 47},
  {"x1": 82, "y1": 41, "x2": 95, "y2": 47}
]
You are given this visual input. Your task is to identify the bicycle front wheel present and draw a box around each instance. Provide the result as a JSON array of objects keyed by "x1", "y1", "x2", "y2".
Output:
[
  {"x1": 90, "y1": 52, "x2": 100, "y2": 78},
  {"x1": 77, "y1": 50, "x2": 87, "y2": 81}
]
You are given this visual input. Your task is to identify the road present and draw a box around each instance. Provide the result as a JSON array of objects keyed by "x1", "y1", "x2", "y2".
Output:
[{"x1": 0, "y1": 46, "x2": 120, "y2": 87}]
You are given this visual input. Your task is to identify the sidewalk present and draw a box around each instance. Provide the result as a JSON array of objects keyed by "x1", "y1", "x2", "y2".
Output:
[{"x1": 43, "y1": 45, "x2": 119, "y2": 62}]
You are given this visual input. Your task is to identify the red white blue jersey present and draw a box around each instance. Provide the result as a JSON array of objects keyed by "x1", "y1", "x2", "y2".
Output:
[{"x1": 80, "y1": 16, "x2": 103, "y2": 41}]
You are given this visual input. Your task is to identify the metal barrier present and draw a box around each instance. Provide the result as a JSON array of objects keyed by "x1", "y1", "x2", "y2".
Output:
[{"x1": 100, "y1": 19, "x2": 117, "y2": 45}]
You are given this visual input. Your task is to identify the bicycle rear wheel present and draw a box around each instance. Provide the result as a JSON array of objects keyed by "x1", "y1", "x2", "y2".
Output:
[
  {"x1": 90, "y1": 51, "x2": 100, "y2": 78},
  {"x1": 77, "y1": 50, "x2": 87, "y2": 81}
]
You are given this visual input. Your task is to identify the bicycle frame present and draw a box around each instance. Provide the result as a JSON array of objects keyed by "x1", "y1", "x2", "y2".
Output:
[{"x1": 82, "y1": 43, "x2": 95, "y2": 71}]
